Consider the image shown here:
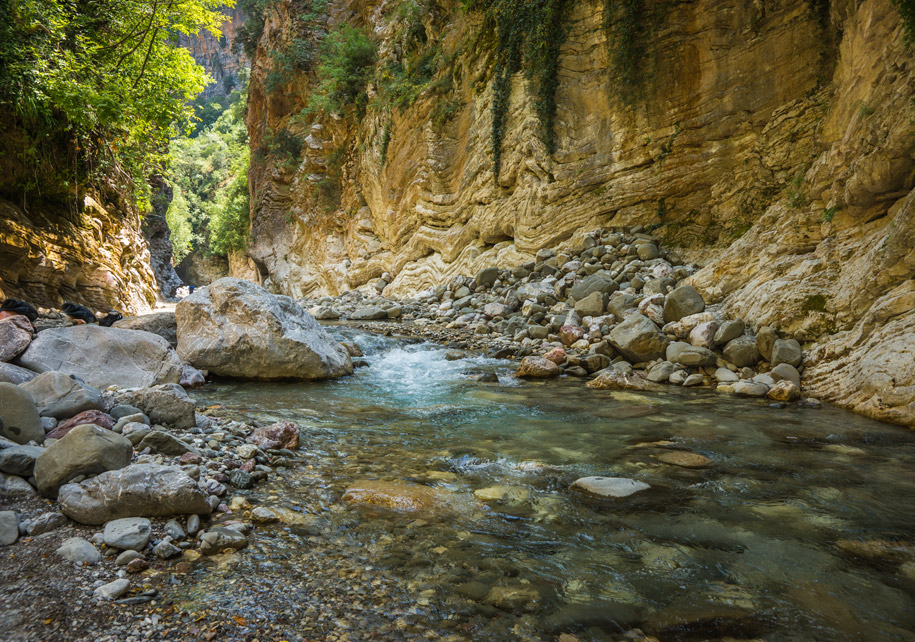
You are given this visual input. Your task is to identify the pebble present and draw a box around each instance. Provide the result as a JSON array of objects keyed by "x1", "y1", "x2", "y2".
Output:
[
  {"x1": 94, "y1": 578, "x2": 130, "y2": 601},
  {"x1": 56, "y1": 537, "x2": 101, "y2": 565}
]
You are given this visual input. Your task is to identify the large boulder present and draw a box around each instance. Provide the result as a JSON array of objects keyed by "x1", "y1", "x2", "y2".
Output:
[
  {"x1": 34, "y1": 424, "x2": 132, "y2": 497},
  {"x1": 113, "y1": 311, "x2": 177, "y2": 348},
  {"x1": 58, "y1": 464, "x2": 212, "y2": 524},
  {"x1": 608, "y1": 313, "x2": 669, "y2": 363},
  {"x1": 20, "y1": 372, "x2": 104, "y2": 419},
  {"x1": 0, "y1": 315, "x2": 33, "y2": 362},
  {"x1": 662, "y1": 285, "x2": 706, "y2": 323},
  {"x1": 18, "y1": 326, "x2": 183, "y2": 390},
  {"x1": 112, "y1": 384, "x2": 195, "y2": 429},
  {"x1": 176, "y1": 278, "x2": 352, "y2": 380},
  {"x1": 0, "y1": 383, "x2": 44, "y2": 444}
]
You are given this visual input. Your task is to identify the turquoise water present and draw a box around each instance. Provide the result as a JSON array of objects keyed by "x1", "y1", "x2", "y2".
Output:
[{"x1": 182, "y1": 329, "x2": 915, "y2": 641}]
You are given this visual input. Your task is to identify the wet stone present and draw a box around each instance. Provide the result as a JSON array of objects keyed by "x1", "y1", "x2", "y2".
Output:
[{"x1": 570, "y1": 476, "x2": 651, "y2": 498}]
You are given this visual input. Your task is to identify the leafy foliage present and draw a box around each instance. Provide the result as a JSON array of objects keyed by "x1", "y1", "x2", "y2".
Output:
[
  {"x1": 891, "y1": 0, "x2": 915, "y2": 41},
  {"x1": 165, "y1": 82, "x2": 250, "y2": 259},
  {"x1": 307, "y1": 24, "x2": 376, "y2": 117},
  {"x1": 0, "y1": 0, "x2": 226, "y2": 206},
  {"x1": 464, "y1": 0, "x2": 571, "y2": 178},
  {"x1": 603, "y1": 0, "x2": 647, "y2": 105}
]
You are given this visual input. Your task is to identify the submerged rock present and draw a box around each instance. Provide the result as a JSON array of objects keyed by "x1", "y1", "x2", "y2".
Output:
[
  {"x1": 656, "y1": 451, "x2": 712, "y2": 468},
  {"x1": 587, "y1": 369, "x2": 658, "y2": 391},
  {"x1": 342, "y1": 480, "x2": 443, "y2": 511},
  {"x1": 570, "y1": 476, "x2": 651, "y2": 498},
  {"x1": 176, "y1": 277, "x2": 352, "y2": 380},
  {"x1": 200, "y1": 526, "x2": 248, "y2": 555}
]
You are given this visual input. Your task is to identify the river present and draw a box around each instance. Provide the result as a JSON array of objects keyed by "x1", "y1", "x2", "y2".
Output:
[{"x1": 175, "y1": 328, "x2": 915, "y2": 641}]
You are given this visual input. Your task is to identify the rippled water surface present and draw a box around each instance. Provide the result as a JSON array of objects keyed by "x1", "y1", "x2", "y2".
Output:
[{"x1": 181, "y1": 329, "x2": 915, "y2": 642}]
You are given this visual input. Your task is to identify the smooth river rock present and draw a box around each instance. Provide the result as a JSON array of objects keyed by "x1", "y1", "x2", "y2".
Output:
[
  {"x1": 516, "y1": 356, "x2": 560, "y2": 378},
  {"x1": 586, "y1": 369, "x2": 658, "y2": 391},
  {"x1": 0, "y1": 445, "x2": 44, "y2": 476},
  {"x1": 0, "y1": 362, "x2": 37, "y2": 385},
  {"x1": 20, "y1": 372, "x2": 104, "y2": 420},
  {"x1": 113, "y1": 311, "x2": 177, "y2": 347},
  {"x1": 176, "y1": 277, "x2": 352, "y2": 380},
  {"x1": 34, "y1": 424, "x2": 133, "y2": 496},
  {"x1": 570, "y1": 476, "x2": 651, "y2": 498},
  {"x1": 0, "y1": 383, "x2": 44, "y2": 444},
  {"x1": 113, "y1": 384, "x2": 196, "y2": 429},
  {"x1": 103, "y1": 517, "x2": 152, "y2": 551},
  {"x1": 18, "y1": 325, "x2": 183, "y2": 390},
  {"x1": 56, "y1": 537, "x2": 100, "y2": 565},
  {"x1": 58, "y1": 464, "x2": 212, "y2": 524}
]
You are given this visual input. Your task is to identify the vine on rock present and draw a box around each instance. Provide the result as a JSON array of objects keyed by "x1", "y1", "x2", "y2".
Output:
[{"x1": 465, "y1": 0, "x2": 571, "y2": 179}]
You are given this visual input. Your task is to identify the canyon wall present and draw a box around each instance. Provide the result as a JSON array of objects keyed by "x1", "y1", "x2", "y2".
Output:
[
  {"x1": 179, "y1": 5, "x2": 249, "y2": 100},
  {"x1": 0, "y1": 193, "x2": 159, "y2": 314},
  {"x1": 244, "y1": 0, "x2": 914, "y2": 425}
]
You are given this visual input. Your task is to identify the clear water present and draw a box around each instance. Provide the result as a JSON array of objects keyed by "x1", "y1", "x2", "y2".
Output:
[{"x1": 176, "y1": 328, "x2": 915, "y2": 642}]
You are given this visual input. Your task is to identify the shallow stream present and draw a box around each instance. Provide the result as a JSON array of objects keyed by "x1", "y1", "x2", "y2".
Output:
[{"x1": 178, "y1": 328, "x2": 915, "y2": 642}]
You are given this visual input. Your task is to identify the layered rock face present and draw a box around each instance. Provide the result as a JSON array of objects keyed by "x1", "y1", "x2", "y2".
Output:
[
  {"x1": 245, "y1": 0, "x2": 914, "y2": 425},
  {"x1": 178, "y1": 5, "x2": 248, "y2": 100},
  {"x1": 0, "y1": 194, "x2": 159, "y2": 313}
]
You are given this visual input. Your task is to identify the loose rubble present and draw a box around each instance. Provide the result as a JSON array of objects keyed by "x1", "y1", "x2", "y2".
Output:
[{"x1": 304, "y1": 226, "x2": 815, "y2": 407}]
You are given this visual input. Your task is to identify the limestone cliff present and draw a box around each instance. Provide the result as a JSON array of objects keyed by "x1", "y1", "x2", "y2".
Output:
[
  {"x1": 179, "y1": 5, "x2": 249, "y2": 100},
  {"x1": 0, "y1": 193, "x2": 159, "y2": 314},
  {"x1": 244, "y1": 0, "x2": 914, "y2": 425}
]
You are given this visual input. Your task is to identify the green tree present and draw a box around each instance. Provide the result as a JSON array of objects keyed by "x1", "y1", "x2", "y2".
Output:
[
  {"x1": 0, "y1": 0, "x2": 228, "y2": 206},
  {"x1": 165, "y1": 189, "x2": 196, "y2": 263},
  {"x1": 166, "y1": 77, "x2": 250, "y2": 259}
]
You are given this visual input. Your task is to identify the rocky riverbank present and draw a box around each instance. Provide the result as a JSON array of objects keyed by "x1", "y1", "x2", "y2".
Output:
[
  {"x1": 307, "y1": 227, "x2": 817, "y2": 413},
  {"x1": 0, "y1": 282, "x2": 354, "y2": 641}
]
